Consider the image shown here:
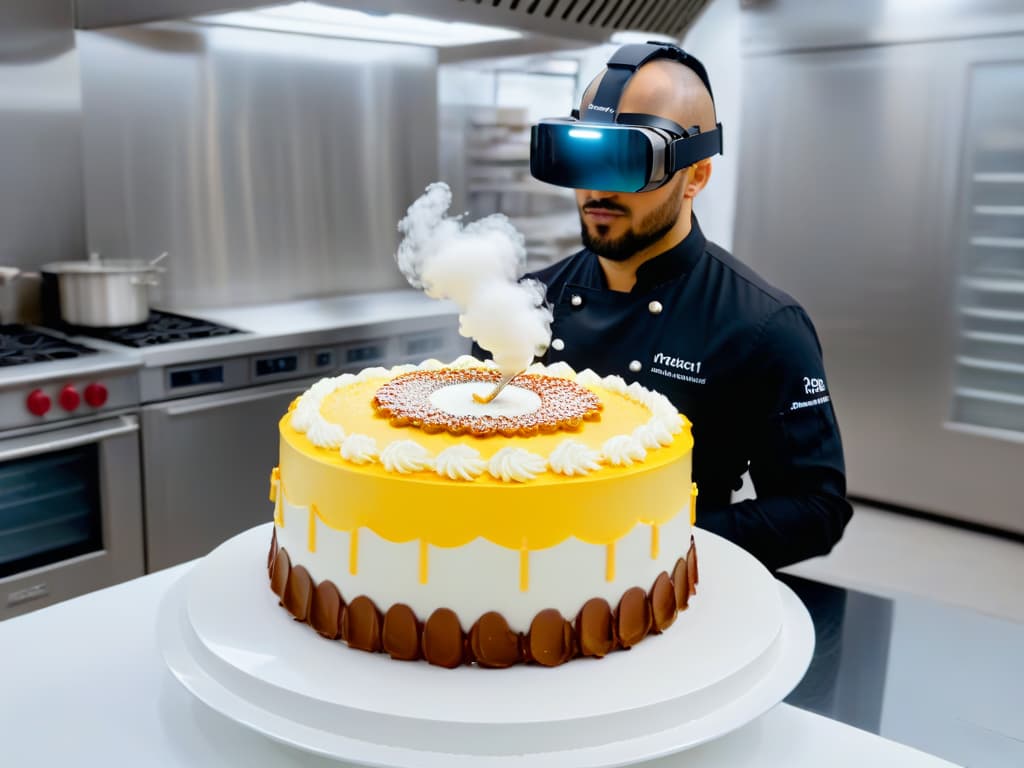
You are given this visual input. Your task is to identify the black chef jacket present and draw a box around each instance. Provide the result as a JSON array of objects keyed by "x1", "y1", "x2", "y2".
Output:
[{"x1": 524, "y1": 217, "x2": 853, "y2": 571}]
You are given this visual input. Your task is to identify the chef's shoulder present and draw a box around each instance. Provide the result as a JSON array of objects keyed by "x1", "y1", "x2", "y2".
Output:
[{"x1": 706, "y1": 242, "x2": 829, "y2": 407}]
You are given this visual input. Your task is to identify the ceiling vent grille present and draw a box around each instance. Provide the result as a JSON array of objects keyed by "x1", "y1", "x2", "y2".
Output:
[
  {"x1": 456, "y1": 0, "x2": 709, "y2": 41},
  {"x1": 75, "y1": 0, "x2": 711, "y2": 42}
]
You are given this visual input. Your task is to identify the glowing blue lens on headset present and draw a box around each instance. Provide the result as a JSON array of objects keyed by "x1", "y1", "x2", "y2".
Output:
[{"x1": 530, "y1": 121, "x2": 654, "y2": 194}]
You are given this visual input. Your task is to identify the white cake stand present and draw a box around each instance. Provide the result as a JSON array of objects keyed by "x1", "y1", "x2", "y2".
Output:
[{"x1": 159, "y1": 524, "x2": 814, "y2": 767}]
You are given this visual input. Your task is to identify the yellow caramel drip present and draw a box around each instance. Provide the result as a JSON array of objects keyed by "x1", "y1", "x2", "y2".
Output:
[
  {"x1": 271, "y1": 467, "x2": 284, "y2": 527},
  {"x1": 308, "y1": 505, "x2": 317, "y2": 553},
  {"x1": 418, "y1": 540, "x2": 429, "y2": 585},
  {"x1": 349, "y1": 528, "x2": 359, "y2": 575},
  {"x1": 519, "y1": 542, "x2": 529, "y2": 592},
  {"x1": 269, "y1": 467, "x2": 280, "y2": 502},
  {"x1": 279, "y1": 378, "x2": 693, "y2": 552}
]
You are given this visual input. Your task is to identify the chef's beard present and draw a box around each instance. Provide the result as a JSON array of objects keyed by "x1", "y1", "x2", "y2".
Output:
[{"x1": 579, "y1": 181, "x2": 684, "y2": 263}]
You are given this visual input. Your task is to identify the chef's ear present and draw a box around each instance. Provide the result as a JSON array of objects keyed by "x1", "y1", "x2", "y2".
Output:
[{"x1": 682, "y1": 159, "x2": 712, "y2": 199}]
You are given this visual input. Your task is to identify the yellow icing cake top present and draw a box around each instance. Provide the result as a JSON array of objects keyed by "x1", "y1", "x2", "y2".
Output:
[{"x1": 276, "y1": 357, "x2": 693, "y2": 550}]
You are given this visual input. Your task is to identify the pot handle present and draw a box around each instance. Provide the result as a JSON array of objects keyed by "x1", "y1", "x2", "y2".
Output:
[
  {"x1": 130, "y1": 275, "x2": 161, "y2": 287},
  {"x1": 0, "y1": 266, "x2": 20, "y2": 286}
]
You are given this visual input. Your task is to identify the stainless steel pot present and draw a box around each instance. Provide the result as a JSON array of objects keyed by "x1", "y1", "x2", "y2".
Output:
[
  {"x1": 0, "y1": 267, "x2": 42, "y2": 325},
  {"x1": 42, "y1": 253, "x2": 167, "y2": 328},
  {"x1": 0, "y1": 266, "x2": 20, "y2": 324}
]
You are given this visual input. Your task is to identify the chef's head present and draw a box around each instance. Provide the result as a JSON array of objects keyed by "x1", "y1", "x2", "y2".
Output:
[{"x1": 575, "y1": 59, "x2": 716, "y2": 263}]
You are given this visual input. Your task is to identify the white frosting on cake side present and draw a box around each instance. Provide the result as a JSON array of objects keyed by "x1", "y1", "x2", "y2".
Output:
[{"x1": 277, "y1": 495, "x2": 692, "y2": 632}]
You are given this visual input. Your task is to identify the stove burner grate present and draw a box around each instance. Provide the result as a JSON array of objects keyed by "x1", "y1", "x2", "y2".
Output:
[{"x1": 0, "y1": 325, "x2": 99, "y2": 367}]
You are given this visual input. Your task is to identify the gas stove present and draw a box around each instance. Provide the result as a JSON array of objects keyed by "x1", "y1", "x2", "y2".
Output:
[
  {"x1": 0, "y1": 326, "x2": 137, "y2": 433},
  {"x1": 0, "y1": 309, "x2": 246, "y2": 431}
]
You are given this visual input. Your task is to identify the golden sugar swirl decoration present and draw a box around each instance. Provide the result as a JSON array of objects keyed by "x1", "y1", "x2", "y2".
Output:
[{"x1": 372, "y1": 368, "x2": 602, "y2": 438}]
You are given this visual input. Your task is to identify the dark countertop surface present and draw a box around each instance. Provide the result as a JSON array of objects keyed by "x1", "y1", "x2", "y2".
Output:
[{"x1": 780, "y1": 573, "x2": 1024, "y2": 767}]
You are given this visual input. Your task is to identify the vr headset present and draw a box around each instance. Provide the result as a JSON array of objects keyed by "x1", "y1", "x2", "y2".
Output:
[{"x1": 530, "y1": 42, "x2": 723, "y2": 194}]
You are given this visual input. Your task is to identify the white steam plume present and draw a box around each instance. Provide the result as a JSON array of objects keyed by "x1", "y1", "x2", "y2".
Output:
[{"x1": 396, "y1": 182, "x2": 551, "y2": 376}]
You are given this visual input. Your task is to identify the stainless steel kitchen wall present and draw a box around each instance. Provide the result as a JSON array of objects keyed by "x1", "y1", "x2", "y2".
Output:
[
  {"x1": 0, "y1": 1, "x2": 86, "y2": 270},
  {"x1": 76, "y1": 24, "x2": 438, "y2": 308},
  {"x1": 733, "y1": 0, "x2": 1024, "y2": 534}
]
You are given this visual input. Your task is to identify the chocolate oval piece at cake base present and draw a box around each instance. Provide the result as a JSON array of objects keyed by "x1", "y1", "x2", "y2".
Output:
[
  {"x1": 616, "y1": 587, "x2": 652, "y2": 648},
  {"x1": 342, "y1": 595, "x2": 383, "y2": 653},
  {"x1": 423, "y1": 608, "x2": 466, "y2": 669},
  {"x1": 310, "y1": 580, "x2": 344, "y2": 640},
  {"x1": 672, "y1": 556, "x2": 690, "y2": 611},
  {"x1": 650, "y1": 571, "x2": 677, "y2": 633},
  {"x1": 269, "y1": 547, "x2": 291, "y2": 601},
  {"x1": 575, "y1": 598, "x2": 616, "y2": 658},
  {"x1": 383, "y1": 604, "x2": 422, "y2": 661},
  {"x1": 283, "y1": 564, "x2": 313, "y2": 622},
  {"x1": 687, "y1": 536, "x2": 699, "y2": 595},
  {"x1": 469, "y1": 611, "x2": 522, "y2": 668},
  {"x1": 267, "y1": 528, "x2": 278, "y2": 575},
  {"x1": 527, "y1": 609, "x2": 575, "y2": 667}
]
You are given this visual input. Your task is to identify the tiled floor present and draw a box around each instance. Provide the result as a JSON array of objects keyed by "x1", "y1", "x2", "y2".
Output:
[{"x1": 781, "y1": 504, "x2": 1024, "y2": 624}]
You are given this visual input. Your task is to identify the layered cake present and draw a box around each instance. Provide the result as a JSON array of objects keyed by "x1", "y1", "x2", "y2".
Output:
[{"x1": 267, "y1": 355, "x2": 699, "y2": 668}]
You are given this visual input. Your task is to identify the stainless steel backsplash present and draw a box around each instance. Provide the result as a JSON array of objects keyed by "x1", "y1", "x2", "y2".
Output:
[
  {"x1": 76, "y1": 24, "x2": 439, "y2": 309},
  {"x1": 0, "y1": 1, "x2": 86, "y2": 271}
]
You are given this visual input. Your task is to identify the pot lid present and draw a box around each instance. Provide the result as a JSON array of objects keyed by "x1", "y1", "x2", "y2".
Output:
[{"x1": 42, "y1": 260, "x2": 163, "y2": 274}]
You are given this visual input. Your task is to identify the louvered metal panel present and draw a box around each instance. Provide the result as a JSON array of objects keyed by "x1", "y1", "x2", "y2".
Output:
[
  {"x1": 452, "y1": 0, "x2": 706, "y2": 40},
  {"x1": 76, "y1": 0, "x2": 710, "y2": 41},
  {"x1": 951, "y1": 62, "x2": 1024, "y2": 438}
]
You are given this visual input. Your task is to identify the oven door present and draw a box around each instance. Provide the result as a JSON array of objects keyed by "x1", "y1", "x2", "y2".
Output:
[
  {"x1": 141, "y1": 380, "x2": 316, "y2": 572},
  {"x1": 0, "y1": 413, "x2": 144, "y2": 619}
]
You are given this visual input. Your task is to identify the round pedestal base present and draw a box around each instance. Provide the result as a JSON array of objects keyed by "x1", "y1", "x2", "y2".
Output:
[{"x1": 159, "y1": 524, "x2": 813, "y2": 767}]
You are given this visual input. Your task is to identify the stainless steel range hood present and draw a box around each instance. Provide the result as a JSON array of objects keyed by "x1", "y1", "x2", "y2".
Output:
[{"x1": 74, "y1": 0, "x2": 710, "y2": 42}]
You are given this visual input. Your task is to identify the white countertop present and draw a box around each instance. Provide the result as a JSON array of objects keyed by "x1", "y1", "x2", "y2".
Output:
[
  {"x1": 0, "y1": 563, "x2": 958, "y2": 767},
  {"x1": 181, "y1": 290, "x2": 458, "y2": 337},
  {"x1": 122, "y1": 290, "x2": 461, "y2": 368}
]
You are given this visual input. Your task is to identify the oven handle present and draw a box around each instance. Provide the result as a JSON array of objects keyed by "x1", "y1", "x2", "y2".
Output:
[
  {"x1": 0, "y1": 414, "x2": 139, "y2": 463},
  {"x1": 161, "y1": 380, "x2": 312, "y2": 417}
]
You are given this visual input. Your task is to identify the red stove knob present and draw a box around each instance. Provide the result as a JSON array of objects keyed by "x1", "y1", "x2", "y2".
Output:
[
  {"x1": 27, "y1": 389, "x2": 51, "y2": 416},
  {"x1": 83, "y1": 382, "x2": 109, "y2": 409},
  {"x1": 59, "y1": 385, "x2": 81, "y2": 412},
  {"x1": 84, "y1": 383, "x2": 108, "y2": 408}
]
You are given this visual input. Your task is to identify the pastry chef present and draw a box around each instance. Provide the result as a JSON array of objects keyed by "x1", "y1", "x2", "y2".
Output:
[{"x1": 523, "y1": 42, "x2": 853, "y2": 571}]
